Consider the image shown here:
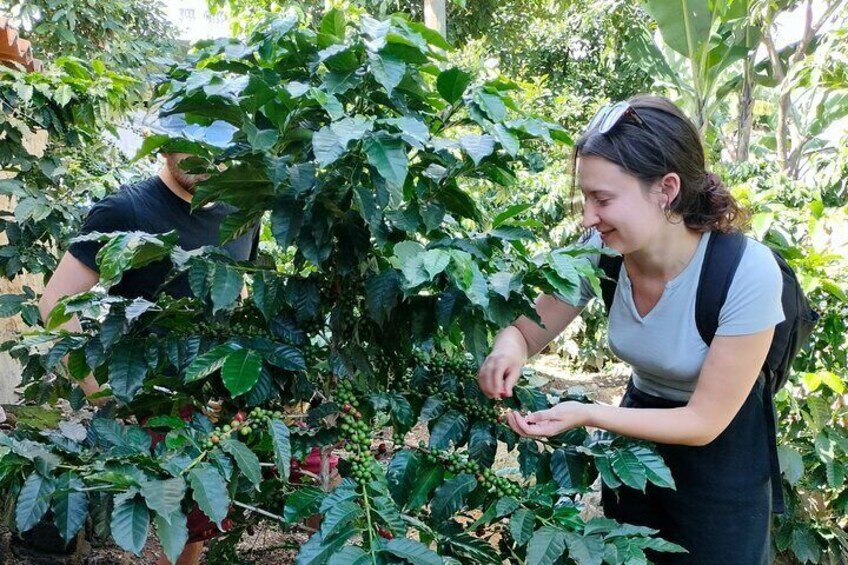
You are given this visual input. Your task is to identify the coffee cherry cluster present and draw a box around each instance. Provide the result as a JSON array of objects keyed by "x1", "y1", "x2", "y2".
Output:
[
  {"x1": 420, "y1": 352, "x2": 505, "y2": 424},
  {"x1": 202, "y1": 407, "x2": 284, "y2": 449},
  {"x1": 335, "y1": 379, "x2": 358, "y2": 407},
  {"x1": 435, "y1": 389, "x2": 501, "y2": 424},
  {"x1": 421, "y1": 444, "x2": 521, "y2": 499},
  {"x1": 336, "y1": 381, "x2": 375, "y2": 485},
  {"x1": 426, "y1": 352, "x2": 477, "y2": 379}
]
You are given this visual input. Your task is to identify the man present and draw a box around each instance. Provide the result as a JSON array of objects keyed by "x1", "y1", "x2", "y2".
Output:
[{"x1": 38, "y1": 153, "x2": 259, "y2": 565}]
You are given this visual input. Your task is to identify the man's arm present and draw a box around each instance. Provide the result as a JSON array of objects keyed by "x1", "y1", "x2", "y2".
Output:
[{"x1": 39, "y1": 252, "x2": 103, "y2": 401}]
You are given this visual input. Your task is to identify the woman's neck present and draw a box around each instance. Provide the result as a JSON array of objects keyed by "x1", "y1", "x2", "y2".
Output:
[{"x1": 625, "y1": 223, "x2": 703, "y2": 283}]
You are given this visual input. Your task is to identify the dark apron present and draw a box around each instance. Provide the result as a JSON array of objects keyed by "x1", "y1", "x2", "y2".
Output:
[{"x1": 601, "y1": 379, "x2": 774, "y2": 564}]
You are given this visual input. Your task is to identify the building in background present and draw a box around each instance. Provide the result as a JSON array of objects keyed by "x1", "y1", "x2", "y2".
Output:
[{"x1": 162, "y1": 0, "x2": 231, "y2": 42}]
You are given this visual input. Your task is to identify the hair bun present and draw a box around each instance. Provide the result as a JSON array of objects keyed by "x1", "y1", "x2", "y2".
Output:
[{"x1": 704, "y1": 172, "x2": 723, "y2": 193}]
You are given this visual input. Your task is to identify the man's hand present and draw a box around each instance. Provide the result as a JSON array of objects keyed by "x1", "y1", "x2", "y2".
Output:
[{"x1": 505, "y1": 401, "x2": 591, "y2": 438}]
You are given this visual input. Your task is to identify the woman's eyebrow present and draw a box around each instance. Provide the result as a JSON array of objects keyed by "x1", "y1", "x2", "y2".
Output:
[{"x1": 580, "y1": 186, "x2": 614, "y2": 196}]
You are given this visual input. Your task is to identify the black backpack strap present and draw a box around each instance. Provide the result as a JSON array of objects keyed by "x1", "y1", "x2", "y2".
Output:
[
  {"x1": 694, "y1": 231, "x2": 747, "y2": 345},
  {"x1": 598, "y1": 254, "x2": 623, "y2": 314},
  {"x1": 695, "y1": 231, "x2": 785, "y2": 514}
]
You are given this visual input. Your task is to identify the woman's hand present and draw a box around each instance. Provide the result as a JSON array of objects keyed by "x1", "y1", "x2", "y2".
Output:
[
  {"x1": 477, "y1": 347, "x2": 525, "y2": 399},
  {"x1": 506, "y1": 402, "x2": 592, "y2": 438}
]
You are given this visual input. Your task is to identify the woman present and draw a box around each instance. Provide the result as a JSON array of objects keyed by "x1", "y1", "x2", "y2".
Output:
[{"x1": 477, "y1": 95, "x2": 783, "y2": 564}]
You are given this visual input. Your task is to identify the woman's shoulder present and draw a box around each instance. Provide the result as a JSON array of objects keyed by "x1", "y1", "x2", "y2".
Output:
[{"x1": 739, "y1": 236, "x2": 780, "y2": 276}]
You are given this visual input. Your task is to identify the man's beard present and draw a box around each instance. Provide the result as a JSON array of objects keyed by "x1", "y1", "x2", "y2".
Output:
[{"x1": 166, "y1": 155, "x2": 209, "y2": 194}]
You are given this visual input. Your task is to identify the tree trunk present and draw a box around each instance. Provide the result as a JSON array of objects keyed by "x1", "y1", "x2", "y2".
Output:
[
  {"x1": 735, "y1": 56, "x2": 755, "y2": 163},
  {"x1": 424, "y1": 0, "x2": 446, "y2": 37}
]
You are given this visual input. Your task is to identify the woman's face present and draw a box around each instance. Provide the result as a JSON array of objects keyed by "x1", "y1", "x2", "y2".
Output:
[{"x1": 577, "y1": 155, "x2": 667, "y2": 254}]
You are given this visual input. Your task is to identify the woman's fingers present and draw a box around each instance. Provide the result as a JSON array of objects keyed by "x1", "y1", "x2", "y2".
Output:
[
  {"x1": 505, "y1": 409, "x2": 566, "y2": 438},
  {"x1": 506, "y1": 411, "x2": 530, "y2": 436},
  {"x1": 501, "y1": 365, "x2": 521, "y2": 398},
  {"x1": 478, "y1": 358, "x2": 510, "y2": 399},
  {"x1": 477, "y1": 362, "x2": 498, "y2": 398}
]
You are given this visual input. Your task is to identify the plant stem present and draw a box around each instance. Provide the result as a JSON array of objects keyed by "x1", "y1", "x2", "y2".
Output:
[
  {"x1": 360, "y1": 486, "x2": 380, "y2": 564},
  {"x1": 181, "y1": 450, "x2": 208, "y2": 475},
  {"x1": 233, "y1": 500, "x2": 286, "y2": 523}
]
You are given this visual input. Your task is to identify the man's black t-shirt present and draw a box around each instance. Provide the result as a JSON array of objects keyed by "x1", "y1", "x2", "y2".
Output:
[{"x1": 69, "y1": 176, "x2": 259, "y2": 300}]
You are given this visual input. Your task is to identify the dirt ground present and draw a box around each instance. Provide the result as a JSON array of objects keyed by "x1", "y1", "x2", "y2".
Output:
[{"x1": 0, "y1": 356, "x2": 626, "y2": 564}]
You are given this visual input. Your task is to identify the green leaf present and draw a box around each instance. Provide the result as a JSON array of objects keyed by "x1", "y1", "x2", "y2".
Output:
[
  {"x1": 429, "y1": 409, "x2": 469, "y2": 449},
  {"x1": 16, "y1": 472, "x2": 55, "y2": 532},
  {"x1": 365, "y1": 133, "x2": 408, "y2": 192},
  {"x1": 430, "y1": 473, "x2": 477, "y2": 523},
  {"x1": 550, "y1": 448, "x2": 587, "y2": 490},
  {"x1": 526, "y1": 525, "x2": 567, "y2": 565},
  {"x1": 790, "y1": 527, "x2": 822, "y2": 564},
  {"x1": 369, "y1": 53, "x2": 406, "y2": 95},
  {"x1": 365, "y1": 270, "x2": 401, "y2": 325},
  {"x1": 594, "y1": 456, "x2": 621, "y2": 489},
  {"x1": 184, "y1": 343, "x2": 239, "y2": 384},
  {"x1": 0, "y1": 294, "x2": 24, "y2": 317},
  {"x1": 468, "y1": 421, "x2": 497, "y2": 468},
  {"x1": 312, "y1": 126, "x2": 346, "y2": 167},
  {"x1": 644, "y1": 0, "x2": 712, "y2": 60},
  {"x1": 284, "y1": 487, "x2": 324, "y2": 524},
  {"x1": 386, "y1": 450, "x2": 419, "y2": 507},
  {"x1": 320, "y1": 8, "x2": 346, "y2": 39},
  {"x1": 108, "y1": 342, "x2": 148, "y2": 403},
  {"x1": 437, "y1": 67, "x2": 472, "y2": 104},
  {"x1": 243, "y1": 119, "x2": 279, "y2": 151},
  {"x1": 297, "y1": 527, "x2": 357, "y2": 565},
  {"x1": 563, "y1": 531, "x2": 604, "y2": 565},
  {"x1": 220, "y1": 438, "x2": 261, "y2": 489},
  {"x1": 321, "y1": 499, "x2": 362, "y2": 539},
  {"x1": 140, "y1": 477, "x2": 186, "y2": 521},
  {"x1": 331, "y1": 115, "x2": 375, "y2": 146},
  {"x1": 328, "y1": 546, "x2": 370, "y2": 565},
  {"x1": 421, "y1": 249, "x2": 451, "y2": 280},
  {"x1": 111, "y1": 496, "x2": 150, "y2": 556},
  {"x1": 373, "y1": 495, "x2": 406, "y2": 536},
  {"x1": 188, "y1": 464, "x2": 230, "y2": 528},
  {"x1": 460, "y1": 134, "x2": 495, "y2": 165},
  {"x1": 629, "y1": 446, "x2": 674, "y2": 490},
  {"x1": 94, "y1": 232, "x2": 178, "y2": 289},
  {"x1": 445, "y1": 532, "x2": 501, "y2": 564},
  {"x1": 777, "y1": 445, "x2": 804, "y2": 486},
  {"x1": 492, "y1": 124, "x2": 520, "y2": 157},
  {"x1": 475, "y1": 90, "x2": 507, "y2": 122},
  {"x1": 609, "y1": 448, "x2": 647, "y2": 491},
  {"x1": 211, "y1": 264, "x2": 243, "y2": 313},
  {"x1": 407, "y1": 463, "x2": 444, "y2": 510},
  {"x1": 510, "y1": 508, "x2": 535, "y2": 545},
  {"x1": 269, "y1": 420, "x2": 292, "y2": 480},
  {"x1": 154, "y1": 510, "x2": 188, "y2": 565},
  {"x1": 438, "y1": 182, "x2": 481, "y2": 222},
  {"x1": 384, "y1": 537, "x2": 443, "y2": 565},
  {"x1": 271, "y1": 196, "x2": 304, "y2": 249},
  {"x1": 221, "y1": 349, "x2": 262, "y2": 397}
]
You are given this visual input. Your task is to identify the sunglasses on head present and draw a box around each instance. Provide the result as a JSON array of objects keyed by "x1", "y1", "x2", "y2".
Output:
[{"x1": 587, "y1": 101, "x2": 650, "y2": 135}]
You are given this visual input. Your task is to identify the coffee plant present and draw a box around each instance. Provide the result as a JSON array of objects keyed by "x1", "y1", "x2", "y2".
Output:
[
  {"x1": 0, "y1": 10, "x2": 686, "y2": 564},
  {"x1": 0, "y1": 56, "x2": 138, "y2": 280}
]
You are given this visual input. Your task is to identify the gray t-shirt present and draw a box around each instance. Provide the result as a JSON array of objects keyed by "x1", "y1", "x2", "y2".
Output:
[{"x1": 568, "y1": 231, "x2": 785, "y2": 402}]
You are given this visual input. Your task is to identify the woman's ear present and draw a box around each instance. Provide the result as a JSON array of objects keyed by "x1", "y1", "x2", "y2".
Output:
[{"x1": 658, "y1": 172, "x2": 681, "y2": 209}]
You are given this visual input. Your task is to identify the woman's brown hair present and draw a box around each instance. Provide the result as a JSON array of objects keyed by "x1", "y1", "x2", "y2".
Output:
[{"x1": 572, "y1": 95, "x2": 748, "y2": 233}]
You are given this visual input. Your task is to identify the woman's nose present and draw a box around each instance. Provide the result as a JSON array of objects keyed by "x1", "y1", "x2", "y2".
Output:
[{"x1": 582, "y1": 203, "x2": 598, "y2": 229}]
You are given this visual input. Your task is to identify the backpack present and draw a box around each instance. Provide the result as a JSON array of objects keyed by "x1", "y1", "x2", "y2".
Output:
[
  {"x1": 597, "y1": 230, "x2": 819, "y2": 514},
  {"x1": 598, "y1": 230, "x2": 819, "y2": 395}
]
